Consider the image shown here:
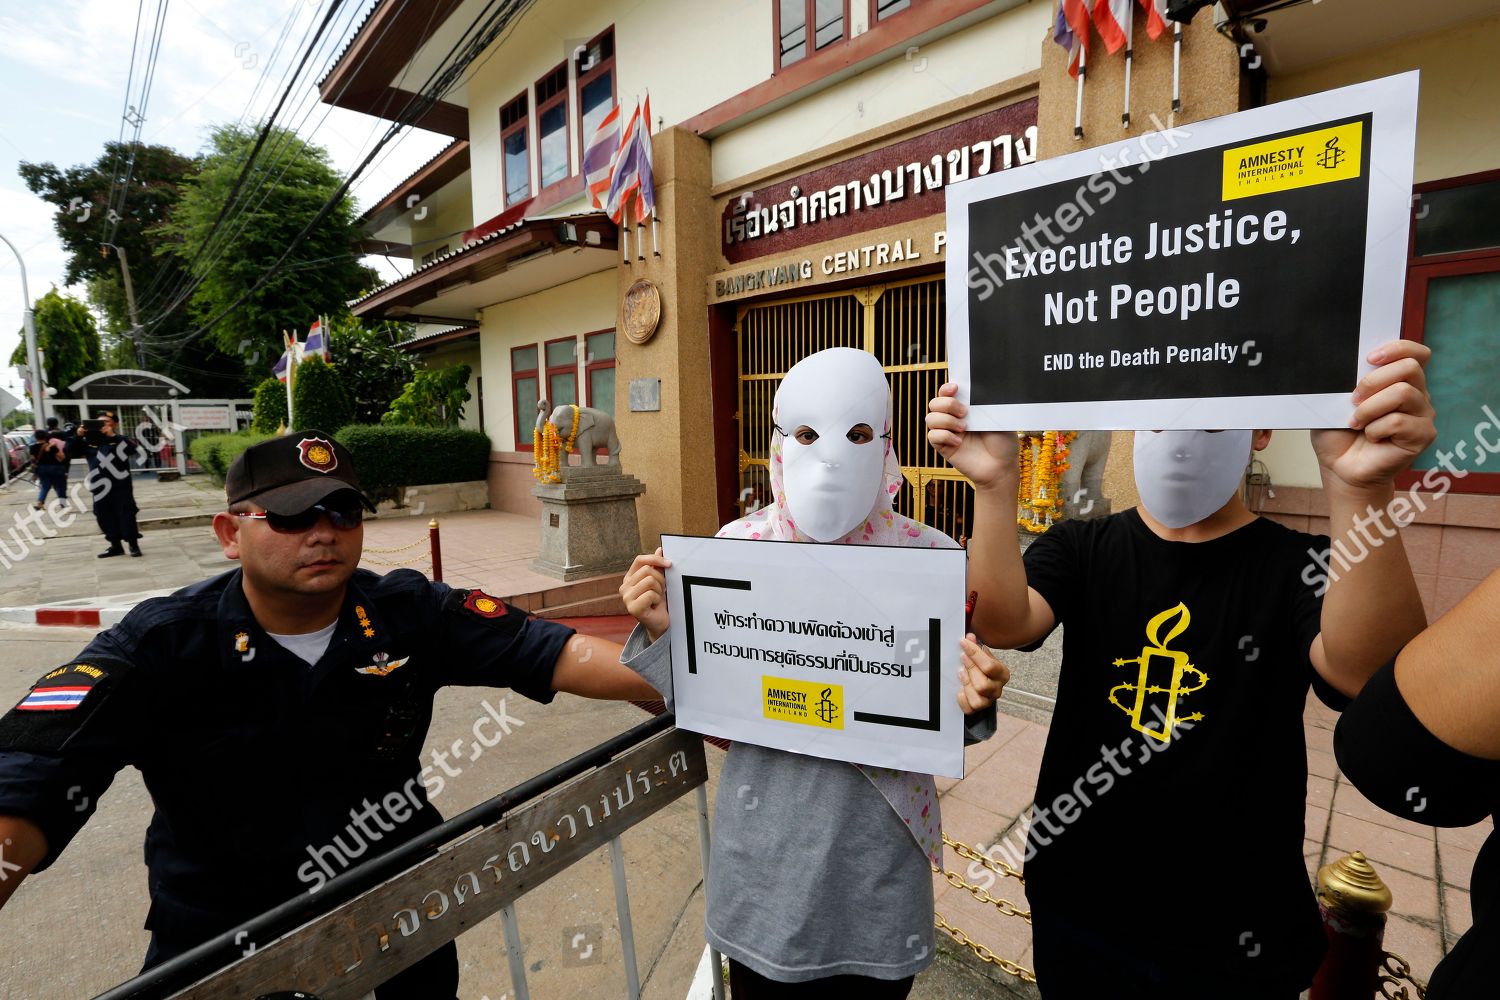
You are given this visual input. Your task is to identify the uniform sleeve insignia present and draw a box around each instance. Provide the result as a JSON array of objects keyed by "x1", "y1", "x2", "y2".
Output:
[
  {"x1": 297, "y1": 436, "x2": 338, "y2": 474},
  {"x1": 463, "y1": 590, "x2": 508, "y2": 618},
  {"x1": 16, "y1": 663, "x2": 107, "y2": 712}
]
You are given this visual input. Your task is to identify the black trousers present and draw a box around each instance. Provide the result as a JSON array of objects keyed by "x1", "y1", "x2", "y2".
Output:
[{"x1": 727, "y1": 958, "x2": 915, "y2": 999}]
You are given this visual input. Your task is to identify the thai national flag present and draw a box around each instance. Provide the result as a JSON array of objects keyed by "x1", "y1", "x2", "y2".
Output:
[
  {"x1": 1139, "y1": 0, "x2": 1170, "y2": 40},
  {"x1": 1094, "y1": 0, "x2": 1133, "y2": 53},
  {"x1": 17, "y1": 686, "x2": 92, "y2": 711},
  {"x1": 604, "y1": 101, "x2": 642, "y2": 224},
  {"x1": 633, "y1": 94, "x2": 655, "y2": 224},
  {"x1": 1060, "y1": 0, "x2": 1093, "y2": 79},
  {"x1": 584, "y1": 102, "x2": 622, "y2": 211},
  {"x1": 303, "y1": 320, "x2": 329, "y2": 361}
]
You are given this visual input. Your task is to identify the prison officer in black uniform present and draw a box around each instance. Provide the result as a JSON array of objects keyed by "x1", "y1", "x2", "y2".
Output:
[{"x1": 0, "y1": 430, "x2": 658, "y2": 998}]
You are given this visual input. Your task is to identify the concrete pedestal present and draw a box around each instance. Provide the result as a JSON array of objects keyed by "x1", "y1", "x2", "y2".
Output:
[{"x1": 531, "y1": 465, "x2": 647, "y2": 581}]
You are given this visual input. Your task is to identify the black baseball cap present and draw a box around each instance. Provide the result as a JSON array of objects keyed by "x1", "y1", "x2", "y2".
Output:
[{"x1": 226, "y1": 430, "x2": 375, "y2": 514}]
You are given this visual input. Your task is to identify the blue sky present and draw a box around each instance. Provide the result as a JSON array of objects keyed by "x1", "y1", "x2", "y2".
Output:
[{"x1": 0, "y1": 0, "x2": 450, "y2": 404}]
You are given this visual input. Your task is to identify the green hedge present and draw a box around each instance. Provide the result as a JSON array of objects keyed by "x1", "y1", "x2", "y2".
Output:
[
  {"x1": 335, "y1": 425, "x2": 491, "y2": 493},
  {"x1": 251, "y1": 377, "x2": 286, "y2": 434},
  {"x1": 293, "y1": 356, "x2": 354, "y2": 435},
  {"x1": 190, "y1": 431, "x2": 273, "y2": 484}
]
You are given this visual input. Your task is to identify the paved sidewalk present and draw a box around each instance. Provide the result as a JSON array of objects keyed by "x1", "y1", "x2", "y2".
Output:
[{"x1": 928, "y1": 687, "x2": 1491, "y2": 992}]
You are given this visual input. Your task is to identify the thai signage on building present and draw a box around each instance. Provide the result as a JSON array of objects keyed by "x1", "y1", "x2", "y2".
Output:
[{"x1": 720, "y1": 98, "x2": 1038, "y2": 263}]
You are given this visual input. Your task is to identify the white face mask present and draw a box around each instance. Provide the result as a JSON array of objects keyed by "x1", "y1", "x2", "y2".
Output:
[
  {"x1": 1133, "y1": 429, "x2": 1252, "y2": 529},
  {"x1": 775, "y1": 348, "x2": 890, "y2": 542}
]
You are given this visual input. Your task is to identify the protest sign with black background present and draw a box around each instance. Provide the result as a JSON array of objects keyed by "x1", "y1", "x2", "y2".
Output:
[{"x1": 946, "y1": 72, "x2": 1419, "y2": 430}]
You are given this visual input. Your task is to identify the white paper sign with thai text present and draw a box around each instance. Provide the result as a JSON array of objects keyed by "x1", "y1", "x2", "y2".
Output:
[{"x1": 661, "y1": 534, "x2": 967, "y2": 779}]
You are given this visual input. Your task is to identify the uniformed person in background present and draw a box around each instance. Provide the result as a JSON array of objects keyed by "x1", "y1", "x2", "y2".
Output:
[
  {"x1": 74, "y1": 410, "x2": 144, "y2": 558},
  {"x1": 0, "y1": 430, "x2": 659, "y2": 999}
]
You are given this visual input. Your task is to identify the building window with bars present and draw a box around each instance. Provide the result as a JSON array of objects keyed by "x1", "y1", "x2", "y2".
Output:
[
  {"x1": 545, "y1": 337, "x2": 579, "y2": 410},
  {"x1": 501, "y1": 92, "x2": 530, "y2": 207},
  {"x1": 776, "y1": 0, "x2": 847, "y2": 70},
  {"x1": 870, "y1": 0, "x2": 915, "y2": 21},
  {"x1": 536, "y1": 63, "x2": 570, "y2": 191},
  {"x1": 584, "y1": 330, "x2": 616, "y2": 417},
  {"x1": 577, "y1": 27, "x2": 616, "y2": 147},
  {"x1": 512, "y1": 344, "x2": 539, "y2": 451},
  {"x1": 1403, "y1": 168, "x2": 1500, "y2": 494}
]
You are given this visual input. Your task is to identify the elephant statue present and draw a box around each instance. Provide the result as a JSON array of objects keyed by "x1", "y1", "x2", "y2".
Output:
[
  {"x1": 536, "y1": 399, "x2": 620, "y2": 469},
  {"x1": 1059, "y1": 430, "x2": 1111, "y2": 520}
]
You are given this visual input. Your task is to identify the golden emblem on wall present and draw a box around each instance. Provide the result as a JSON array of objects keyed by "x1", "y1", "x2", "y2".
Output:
[{"x1": 623, "y1": 278, "x2": 662, "y2": 345}]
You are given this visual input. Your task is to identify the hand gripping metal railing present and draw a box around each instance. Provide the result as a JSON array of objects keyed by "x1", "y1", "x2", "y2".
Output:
[{"x1": 92, "y1": 714, "x2": 723, "y2": 1000}]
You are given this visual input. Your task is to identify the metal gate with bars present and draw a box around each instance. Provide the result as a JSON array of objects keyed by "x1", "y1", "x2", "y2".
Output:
[{"x1": 736, "y1": 275, "x2": 975, "y2": 542}]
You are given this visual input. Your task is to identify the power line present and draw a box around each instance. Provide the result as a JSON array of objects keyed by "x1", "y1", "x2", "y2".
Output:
[
  {"x1": 133, "y1": 0, "x2": 376, "y2": 321},
  {"x1": 105, "y1": 0, "x2": 173, "y2": 246},
  {"x1": 142, "y1": 0, "x2": 350, "y2": 305}
]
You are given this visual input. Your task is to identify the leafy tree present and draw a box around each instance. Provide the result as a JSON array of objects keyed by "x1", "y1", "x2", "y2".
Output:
[
  {"x1": 153, "y1": 125, "x2": 377, "y2": 377},
  {"x1": 2, "y1": 408, "x2": 35, "y2": 432},
  {"x1": 324, "y1": 311, "x2": 418, "y2": 424},
  {"x1": 251, "y1": 376, "x2": 287, "y2": 434},
  {"x1": 382, "y1": 365, "x2": 472, "y2": 428},
  {"x1": 19, "y1": 141, "x2": 248, "y2": 396},
  {"x1": 291, "y1": 356, "x2": 353, "y2": 433},
  {"x1": 9, "y1": 288, "x2": 102, "y2": 394}
]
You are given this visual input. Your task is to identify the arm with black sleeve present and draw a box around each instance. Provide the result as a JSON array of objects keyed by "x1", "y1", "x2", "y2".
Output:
[{"x1": 0, "y1": 631, "x2": 141, "y2": 913}]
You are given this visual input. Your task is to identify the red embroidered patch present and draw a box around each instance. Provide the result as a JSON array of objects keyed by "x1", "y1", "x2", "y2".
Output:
[
  {"x1": 463, "y1": 590, "x2": 507, "y2": 618},
  {"x1": 297, "y1": 437, "x2": 338, "y2": 474}
]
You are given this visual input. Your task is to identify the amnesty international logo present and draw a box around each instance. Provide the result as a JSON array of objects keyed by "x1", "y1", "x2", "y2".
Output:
[
  {"x1": 1221, "y1": 120, "x2": 1362, "y2": 201},
  {"x1": 1316, "y1": 135, "x2": 1346, "y2": 170},
  {"x1": 762, "y1": 675, "x2": 844, "y2": 730},
  {"x1": 1108, "y1": 603, "x2": 1207, "y2": 743},
  {"x1": 814, "y1": 687, "x2": 840, "y2": 726}
]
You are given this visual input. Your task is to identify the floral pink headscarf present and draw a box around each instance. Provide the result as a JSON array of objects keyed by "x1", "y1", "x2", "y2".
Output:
[{"x1": 715, "y1": 374, "x2": 952, "y2": 868}]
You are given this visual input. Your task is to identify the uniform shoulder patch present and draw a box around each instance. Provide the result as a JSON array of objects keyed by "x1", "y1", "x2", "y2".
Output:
[
  {"x1": 15, "y1": 662, "x2": 108, "y2": 712},
  {"x1": 463, "y1": 590, "x2": 508, "y2": 619}
]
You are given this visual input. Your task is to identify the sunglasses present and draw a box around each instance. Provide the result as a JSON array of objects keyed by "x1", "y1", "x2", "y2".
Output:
[{"x1": 232, "y1": 504, "x2": 364, "y2": 533}]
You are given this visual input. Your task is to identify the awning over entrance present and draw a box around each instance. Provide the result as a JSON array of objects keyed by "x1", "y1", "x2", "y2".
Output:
[{"x1": 350, "y1": 212, "x2": 618, "y2": 324}]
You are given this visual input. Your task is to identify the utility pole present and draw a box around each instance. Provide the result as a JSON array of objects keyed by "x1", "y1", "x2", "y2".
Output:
[
  {"x1": 0, "y1": 228, "x2": 47, "y2": 426},
  {"x1": 102, "y1": 242, "x2": 145, "y2": 367}
]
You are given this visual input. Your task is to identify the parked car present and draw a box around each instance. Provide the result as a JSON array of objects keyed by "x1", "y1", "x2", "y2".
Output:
[{"x1": 4, "y1": 430, "x2": 34, "y2": 476}]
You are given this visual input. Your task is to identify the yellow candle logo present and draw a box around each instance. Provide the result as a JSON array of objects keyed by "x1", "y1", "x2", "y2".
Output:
[{"x1": 1108, "y1": 603, "x2": 1207, "y2": 743}]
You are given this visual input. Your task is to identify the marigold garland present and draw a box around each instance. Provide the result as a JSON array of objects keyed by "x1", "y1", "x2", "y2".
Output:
[
  {"x1": 1016, "y1": 430, "x2": 1077, "y2": 533},
  {"x1": 532, "y1": 404, "x2": 582, "y2": 483}
]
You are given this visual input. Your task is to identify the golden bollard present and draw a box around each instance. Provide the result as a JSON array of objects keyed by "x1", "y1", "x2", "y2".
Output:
[{"x1": 1310, "y1": 851, "x2": 1393, "y2": 1000}]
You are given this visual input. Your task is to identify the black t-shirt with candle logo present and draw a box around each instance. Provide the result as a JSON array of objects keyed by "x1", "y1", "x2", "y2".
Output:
[{"x1": 1019, "y1": 508, "x2": 1337, "y2": 989}]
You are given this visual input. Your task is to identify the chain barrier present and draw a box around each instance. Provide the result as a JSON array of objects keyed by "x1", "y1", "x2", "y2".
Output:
[
  {"x1": 358, "y1": 530, "x2": 432, "y2": 569},
  {"x1": 1378, "y1": 952, "x2": 1427, "y2": 999},
  {"x1": 936, "y1": 867, "x2": 1032, "y2": 923},
  {"x1": 931, "y1": 832, "x2": 1035, "y2": 984},
  {"x1": 934, "y1": 912, "x2": 1037, "y2": 983},
  {"x1": 943, "y1": 831, "x2": 1026, "y2": 884}
]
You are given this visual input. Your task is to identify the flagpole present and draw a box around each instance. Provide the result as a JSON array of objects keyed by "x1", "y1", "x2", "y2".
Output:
[
  {"x1": 652, "y1": 208, "x2": 660, "y2": 257},
  {"x1": 622, "y1": 222, "x2": 630, "y2": 265},
  {"x1": 1122, "y1": 3, "x2": 1133, "y2": 128},
  {"x1": 636, "y1": 218, "x2": 645, "y2": 262},
  {"x1": 283, "y1": 332, "x2": 295, "y2": 432},
  {"x1": 1074, "y1": 40, "x2": 1086, "y2": 139},
  {"x1": 1171, "y1": 20, "x2": 1182, "y2": 115}
]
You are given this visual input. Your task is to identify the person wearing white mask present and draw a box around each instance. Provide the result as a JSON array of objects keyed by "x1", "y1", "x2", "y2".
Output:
[
  {"x1": 618, "y1": 348, "x2": 1011, "y2": 998},
  {"x1": 926, "y1": 338, "x2": 1436, "y2": 998}
]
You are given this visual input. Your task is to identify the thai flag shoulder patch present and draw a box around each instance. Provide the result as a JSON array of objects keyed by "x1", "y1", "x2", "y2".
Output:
[{"x1": 16, "y1": 662, "x2": 108, "y2": 712}]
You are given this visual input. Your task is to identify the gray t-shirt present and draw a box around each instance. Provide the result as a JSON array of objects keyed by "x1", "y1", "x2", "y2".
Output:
[{"x1": 623, "y1": 625, "x2": 994, "y2": 982}]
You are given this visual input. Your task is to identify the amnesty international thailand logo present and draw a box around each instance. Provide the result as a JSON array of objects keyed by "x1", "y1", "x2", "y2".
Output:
[
  {"x1": 814, "y1": 687, "x2": 840, "y2": 726},
  {"x1": 762, "y1": 675, "x2": 844, "y2": 730},
  {"x1": 1316, "y1": 136, "x2": 1346, "y2": 170},
  {"x1": 1108, "y1": 603, "x2": 1207, "y2": 743}
]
